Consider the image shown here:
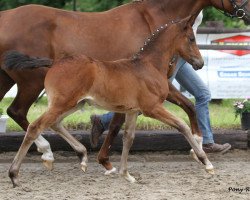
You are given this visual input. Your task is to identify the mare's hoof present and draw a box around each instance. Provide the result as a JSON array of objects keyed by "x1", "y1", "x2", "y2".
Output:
[
  {"x1": 43, "y1": 160, "x2": 54, "y2": 171},
  {"x1": 104, "y1": 167, "x2": 117, "y2": 175}
]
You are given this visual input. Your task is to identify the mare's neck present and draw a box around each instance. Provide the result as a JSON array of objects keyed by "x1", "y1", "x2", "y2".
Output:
[
  {"x1": 140, "y1": 0, "x2": 234, "y2": 32},
  {"x1": 140, "y1": 0, "x2": 206, "y2": 31}
]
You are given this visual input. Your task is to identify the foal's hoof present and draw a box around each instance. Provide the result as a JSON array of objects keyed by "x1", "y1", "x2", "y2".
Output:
[
  {"x1": 81, "y1": 162, "x2": 87, "y2": 172},
  {"x1": 190, "y1": 149, "x2": 202, "y2": 165},
  {"x1": 104, "y1": 167, "x2": 117, "y2": 175},
  {"x1": 206, "y1": 168, "x2": 215, "y2": 175},
  {"x1": 12, "y1": 180, "x2": 20, "y2": 188},
  {"x1": 10, "y1": 176, "x2": 20, "y2": 188},
  {"x1": 43, "y1": 160, "x2": 54, "y2": 171},
  {"x1": 121, "y1": 172, "x2": 136, "y2": 183}
]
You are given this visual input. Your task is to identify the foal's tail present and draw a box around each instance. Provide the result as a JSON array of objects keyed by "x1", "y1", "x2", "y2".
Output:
[{"x1": 3, "y1": 50, "x2": 53, "y2": 70}]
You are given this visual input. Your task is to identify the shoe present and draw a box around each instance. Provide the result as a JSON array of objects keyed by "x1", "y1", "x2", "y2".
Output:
[
  {"x1": 90, "y1": 115, "x2": 105, "y2": 148},
  {"x1": 203, "y1": 143, "x2": 231, "y2": 154}
]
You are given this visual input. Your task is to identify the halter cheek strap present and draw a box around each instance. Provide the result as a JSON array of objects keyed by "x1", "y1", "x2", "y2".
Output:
[
  {"x1": 221, "y1": 0, "x2": 249, "y2": 19},
  {"x1": 169, "y1": 55, "x2": 178, "y2": 68}
]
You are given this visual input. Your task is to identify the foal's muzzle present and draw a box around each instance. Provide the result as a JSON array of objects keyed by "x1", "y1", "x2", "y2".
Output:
[{"x1": 192, "y1": 58, "x2": 204, "y2": 70}]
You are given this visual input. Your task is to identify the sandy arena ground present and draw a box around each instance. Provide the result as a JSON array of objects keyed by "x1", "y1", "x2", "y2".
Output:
[{"x1": 0, "y1": 150, "x2": 249, "y2": 200}]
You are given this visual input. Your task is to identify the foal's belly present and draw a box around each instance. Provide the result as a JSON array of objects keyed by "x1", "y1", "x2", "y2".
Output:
[{"x1": 80, "y1": 96, "x2": 140, "y2": 113}]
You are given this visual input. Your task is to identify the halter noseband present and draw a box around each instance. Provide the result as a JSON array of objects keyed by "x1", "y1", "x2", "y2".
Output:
[{"x1": 221, "y1": 0, "x2": 249, "y2": 19}]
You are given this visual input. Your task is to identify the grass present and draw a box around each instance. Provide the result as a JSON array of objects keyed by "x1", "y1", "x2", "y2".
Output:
[{"x1": 0, "y1": 97, "x2": 241, "y2": 132}]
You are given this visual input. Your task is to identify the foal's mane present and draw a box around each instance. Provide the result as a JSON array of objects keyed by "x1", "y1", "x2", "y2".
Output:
[{"x1": 131, "y1": 20, "x2": 179, "y2": 61}]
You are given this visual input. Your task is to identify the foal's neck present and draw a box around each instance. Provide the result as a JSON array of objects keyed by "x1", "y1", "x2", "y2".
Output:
[{"x1": 131, "y1": 24, "x2": 177, "y2": 74}]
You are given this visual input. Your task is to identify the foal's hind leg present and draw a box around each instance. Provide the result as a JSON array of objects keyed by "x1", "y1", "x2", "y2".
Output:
[
  {"x1": 51, "y1": 107, "x2": 88, "y2": 172},
  {"x1": 119, "y1": 112, "x2": 137, "y2": 183},
  {"x1": 6, "y1": 83, "x2": 54, "y2": 169},
  {"x1": 142, "y1": 104, "x2": 214, "y2": 174},
  {"x1": 9, "y1": 109, "x2": 61, "y2": 187}
]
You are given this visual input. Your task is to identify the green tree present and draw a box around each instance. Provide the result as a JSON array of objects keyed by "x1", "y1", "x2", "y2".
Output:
[
  {"x1": 203, "y1": 7, "x2": 245, "y2": 28},
  {"x1": 0, "y1": 0, "x2": 71, "y2": 10},
  {"x1": 65, "y1": 1, "x2": 245, "y2": 28},
  {"x1": 0, "y1": 0, "x2": 245, "y2": 28},
  {"x1": 65, "y1": 0, "x2": 130, "y2": 12}
]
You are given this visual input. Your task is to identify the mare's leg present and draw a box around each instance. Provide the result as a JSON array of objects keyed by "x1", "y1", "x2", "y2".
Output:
[
  {"x1": 6, "y1": 82, "x2": 54, "y2": 169},
  {"x1": 119, "y1": 112, "x2": 137, "y2": 183},
  {"x1": 0, "y1": 69, "x2": 15, "y2": 100},
  {"x1": 142, "y1": 104, "x2": 214, "y2": 174},
  {"x1": 97, "y1": 113, "x2": 125, "y2": 175}
]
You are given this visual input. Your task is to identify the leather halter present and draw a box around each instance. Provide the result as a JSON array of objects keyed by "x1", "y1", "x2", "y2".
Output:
[
  {"x1": 221, "y1": 0, "x2": 249, "y2": 19},
  {"x1": 169, "y1": 55, "x2": 177, "y2": 68}
]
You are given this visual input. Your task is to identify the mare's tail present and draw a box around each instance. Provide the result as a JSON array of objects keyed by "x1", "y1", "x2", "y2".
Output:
[{"x1": 3, "y1": 50, "x2": 53, "y2": 70}]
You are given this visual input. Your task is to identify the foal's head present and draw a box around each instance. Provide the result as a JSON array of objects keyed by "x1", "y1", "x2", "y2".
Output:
[{"x1": 174, "y1": 16, "x2": 204, "y2": 70}]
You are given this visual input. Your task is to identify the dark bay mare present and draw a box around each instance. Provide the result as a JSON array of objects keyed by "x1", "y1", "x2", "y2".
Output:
[
  {"x1": 5, "y1": 17, "x2": 214, "y2": 187},
  {"x1": 0, "y1": 0, "x2": 250, "y2": 170}
]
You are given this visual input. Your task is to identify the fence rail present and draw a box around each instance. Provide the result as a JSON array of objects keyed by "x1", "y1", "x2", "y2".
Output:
[{"x1": 198, "y1": 44, "x2": 250, "y2": 50}]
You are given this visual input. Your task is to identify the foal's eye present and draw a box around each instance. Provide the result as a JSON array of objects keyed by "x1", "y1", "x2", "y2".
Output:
[{"x1": 189, "y1": 37, "x2": 195, "y2": 42}]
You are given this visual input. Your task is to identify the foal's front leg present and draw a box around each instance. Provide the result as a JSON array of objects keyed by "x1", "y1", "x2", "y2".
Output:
[
  {"x1": 142, "y1": 104, "x2": 214, "y2": 174},
  {"x1": 167, "y1": 82, "x2": 202, "y2": 137},
  {"x1": 98, "y1": 82, "x2": 203, "y2": 173},
  {"x1": 51, "y1": 123, "x2": 88, "y2": 172},
  {"x1": 167, "y1": 82, "x2": 203, "y2": 163},
  {"x1": 119, "y1": 112, "x2": 138, "y2": 183}
]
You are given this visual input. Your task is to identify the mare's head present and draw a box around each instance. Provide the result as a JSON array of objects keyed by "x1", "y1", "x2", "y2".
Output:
[
  {"x1": 173, "y1": 16, "x2": 204, "y2": 70},
  {"x1": 216, "y1": 0, "x2": 250, "y2": 25}
]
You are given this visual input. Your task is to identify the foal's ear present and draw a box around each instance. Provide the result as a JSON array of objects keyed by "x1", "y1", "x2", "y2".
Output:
[
  {"x1": 179, "y1": 15, "x2": 197, "y2": 30},
  {"x1": 187, "y1": 15, "x2": 197, "y2": 27}
]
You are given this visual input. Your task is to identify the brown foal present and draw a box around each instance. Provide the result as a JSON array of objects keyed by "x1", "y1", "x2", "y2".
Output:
[
  {"x1": 0, "y1": 0, "x2": 249, "y2": 169},
  {"x1": 5, "y1": 17, "x2": 214, "y2": 187}
]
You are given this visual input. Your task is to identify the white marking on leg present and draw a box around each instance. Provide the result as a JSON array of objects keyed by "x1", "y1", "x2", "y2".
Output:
[
  {"x1": 34, "y1": 135, "x2": 54, "y2": 161},
  {"x1": 192, "y1": 134, "x2": 214, "y2": 174},
  {"x1": 81, "y1": 161, "x2": 87, "y2": 172},
  {"x1": 104, "y1": 167, "x2": 117, "y2": 175},
  {"x1": 194, "y1": 134, "x2": 203, "y2": 148},
  {"x1": 190, "y1": 134, "x2": 203, "y2": 164},
  {"x1": 119, "y1": 113, "x2": 137, "y2": 183},
  {"x1": 190, "y1": 149, "x2": 202, "y2": 164},
  {"x1": 120, "y1": 171, "x2": 136, "y2": 183}
]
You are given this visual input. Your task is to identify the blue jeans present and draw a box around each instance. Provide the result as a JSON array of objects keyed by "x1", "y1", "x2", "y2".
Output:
[
  {"x1": 171, "y1": 58, "x2": 214, "y2": 144},
  {"x1": 99, "y1": 58, "x2": 214, "y2": 144}
]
